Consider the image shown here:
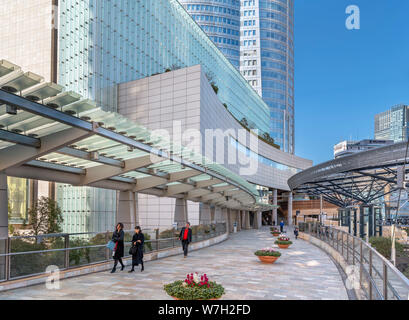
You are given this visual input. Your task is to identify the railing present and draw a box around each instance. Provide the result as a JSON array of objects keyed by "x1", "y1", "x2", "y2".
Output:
[
  {"x1": 0, "y1": 222, "x2": 227, "y2": 282},
  {"x1": 298, "y1": 222, "x2": 409, "y2": 300}
]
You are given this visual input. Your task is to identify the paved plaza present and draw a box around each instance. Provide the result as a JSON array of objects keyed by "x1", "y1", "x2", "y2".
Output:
[{"x1": 0, "y1": 228, "x2": 349, "y2": 300}]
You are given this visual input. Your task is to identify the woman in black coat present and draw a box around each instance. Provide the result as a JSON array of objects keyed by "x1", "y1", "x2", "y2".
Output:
[
  {"x1": 129, "y1": 226, "x2": 145, "y2": 272},
  {"x1": 111, "y1": 222, "x2": 125, "y2": 273}
]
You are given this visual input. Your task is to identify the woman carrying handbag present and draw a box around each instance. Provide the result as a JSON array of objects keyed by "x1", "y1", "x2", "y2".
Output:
[
  {"x1": 129, "y1": 226, "x2": 145, "y2": 272},
  {"x1": 110, "y1": 222, "x2": 125, "y2": 273}
]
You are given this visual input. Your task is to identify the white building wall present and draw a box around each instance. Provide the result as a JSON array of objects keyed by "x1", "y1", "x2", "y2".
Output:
[{"x1": 118, "y1": 65, "x2": 312, "y2": 229}]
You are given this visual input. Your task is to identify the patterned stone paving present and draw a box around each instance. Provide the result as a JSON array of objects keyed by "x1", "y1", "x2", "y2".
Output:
[{"x1": 0, "y1": 227, "x2": 348, "y2": 300}]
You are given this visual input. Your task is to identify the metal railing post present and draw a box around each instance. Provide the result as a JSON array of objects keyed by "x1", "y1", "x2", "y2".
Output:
[
  {"x1": 105, "y1": 231, "x2": 110, "y2": 260},
  {"x1": 341, "y1": 233, "x2": 344, "y2": 256},
  {"x1": 172, "y1": 228, "x2": 175, "y2": 248},
  {"x1": 352, "y1": 236, "x2": 355, "y2": 265},
  {"x1": 383, "y1": 262, "x2": 388, "y2": 300},
  {"x1": 360, "y1": 241, "x2": 363, "y2": 289},
  {"x1": 346, "y1": 233, "x2": 349, "y2": 263},
  {"x1": 155, "y1": 229, "x2": 159, "y2": 251},
  {"x1": 369, "y1": 249, "x2": 373, "y2": 300},
  {"x1": 64, "y1": 234, "x2": 69, "y2": 269},
  {"x1": 360, "y1": 241, "x2": 363, "y2": 264},
  {"x1": 337, "y1": 230, "x2": 339, "y2": 252},
  {"x1": 5, "y1": 237, "x2": 10, "y2": 281}
]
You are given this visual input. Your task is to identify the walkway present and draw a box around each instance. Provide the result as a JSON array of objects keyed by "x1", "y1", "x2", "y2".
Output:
[{"x1": 0, "y1": 227, "x2": 349, "y2": 300}]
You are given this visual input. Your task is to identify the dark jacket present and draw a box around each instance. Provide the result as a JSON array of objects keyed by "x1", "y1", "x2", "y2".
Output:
[
  {"x1": 179, "y1": 227, "x2": 192, "y2": 244},
  {"x1": 112, "y1": 229, "x2": 124, "y2": 259},
  {"x1": 131, "y1": 232, "x2": 144, "y2": 265}
]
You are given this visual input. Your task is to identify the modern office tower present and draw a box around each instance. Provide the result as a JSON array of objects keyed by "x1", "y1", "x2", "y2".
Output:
[
  {"x1": 179, "y1": 0, "x2": 241, "y2": 69},
  {"x1": 333, "y1": 139, "x2": 394, "y2": 159},
  {"x1": 375, "y1": 104, "x2": 409, "y2": 143},
  {"x1": 0, "y1": 0, "x2": 311, "y2": 232},
  {"x1": 241, "y1": 0, "x2": 294, "y2": 154},
  {"x1": 181, "y1": 0, "x2": 295, "y2": 153}
]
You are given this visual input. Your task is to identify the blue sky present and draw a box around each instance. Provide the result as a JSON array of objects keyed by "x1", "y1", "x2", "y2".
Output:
[{"x1": 294, "y1": 0, "x2": 409, "y2": 164}]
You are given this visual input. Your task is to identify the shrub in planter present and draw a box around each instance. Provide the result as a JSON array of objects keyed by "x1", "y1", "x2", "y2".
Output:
[
  {"x1": 254, "y1": 248, "x2": 281, "y2": 263},
  {"x1": 271, "y1": 228, "x2": 280, "y2": 236},
  {"x1": 275, "y1": 236, "x2": 293, "y2": 249},
  {"x1": 164, "y1": 273, "x2": 225, "y2": 300}
]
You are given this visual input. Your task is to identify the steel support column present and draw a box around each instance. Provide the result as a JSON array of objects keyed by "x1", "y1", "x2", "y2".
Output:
[
  {"x1": 273, "y1": 189, "x2": 278, "y2": 225},
  {"x1": 117, "y1": 191, "x2": 138, "y2": 230},
  {"x1": 288, "y1": 192, "x2": 293, "y2": 226},
  {"x1": 0, "y1": 172, "x2": 8, "y2": 239}
]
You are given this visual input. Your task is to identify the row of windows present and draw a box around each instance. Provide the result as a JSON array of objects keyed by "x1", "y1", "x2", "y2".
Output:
[
  {"x1": 219, "y1": 46, "x2": 240, "y2": 57},
  {"x1": 261, "y1": 60, "x2": 287, "y2": 72},
  {"x1": 242, "y1": 69, "x2": 257, "y2": 76},
  {"x1": 186, "y1": 4, "x2": 240, "y2": 16},
  {"x1": 259, "y1": 11, "x2": 288, "y2": 24},
  {"x1": 260, "y1": 50, "x2": 286, "y2": 63},
  {"x1": 191, "y1": 14, "x2": 239, "y2": 26},
  {"x1": 262, "y1": 90, "x2": 286, "y2": 101},
  {"x1": 259, "y1": 0, "x2": 287, "y2": 14},
  {"x1": 261, "y1": 70, "x2": 286, "y2": 81},
  {"x1": 243, "y1": 40, "x2": 256, "y2": 46},
  {"x1": 243, "y1": 10, "x2": 256, "y2": 16},
  {"x1": 242, "y1": 0, "x2": 255, "y2": 6},
  {"x1": 260, "y1": 20, "x2": 287, "y2": 33},
  {"x1": 247, "y1": 79, "x2": 258, "y2": 86},
  {"x1": 230, "y1": 137, "x2": 300, "y2": 174},
  {"x1": 242, "y1": 59, "x2": 257, "y2": 66},
  {"x1": 243, "y1": 19, "x2": 256, "y2": 26},
  {"x1": 202, "y1": 24, "x2": 239, "y2": 36},
  {"x1": 260, "y1": 30, "x2": 287, "y2": 43},
  {"x1": 243, "y1": 30, "x2": 256, "y2": 36},
  {"x1": 211, "y1": 36, "x2": 239, "y2": 46}
]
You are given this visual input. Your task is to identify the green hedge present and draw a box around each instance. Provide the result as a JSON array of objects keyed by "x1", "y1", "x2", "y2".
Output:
[{"x1": 369, "y1": 237, "x2": 404, "y2": 260}]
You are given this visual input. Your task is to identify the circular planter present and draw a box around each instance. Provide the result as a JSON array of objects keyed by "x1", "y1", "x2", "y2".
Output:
[
  {"x1": 272, "y1": 233, "x2": 280, "y2": 237},
  {"x1": 257, "y1": 255, "x2": 279, "y2": 264},
  {"x1": 172, "y1": 296, "x2": 220, "y2": 300},
  {"x1": 277, "y1": 243, "x2": 291, "y2": 249}
]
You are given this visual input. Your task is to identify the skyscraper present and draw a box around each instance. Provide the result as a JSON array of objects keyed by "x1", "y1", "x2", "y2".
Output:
[
  {"x1": 375, "y1": 104, "x2": 409, "y2": 143},
  {"x1": 179, "y1": 0, "x2": 241, "y2": 69},
  {"x1": 181, "y1": 0, "x2": 295, "y2": 153}
]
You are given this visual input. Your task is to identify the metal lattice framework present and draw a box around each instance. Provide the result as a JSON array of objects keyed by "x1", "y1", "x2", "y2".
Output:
[
  {"x1": 0, "y1": 59, "x2": 275, "y2": 211},
  {"x1": 288, "y1": 142, "x2": 409, "y2": 208}
]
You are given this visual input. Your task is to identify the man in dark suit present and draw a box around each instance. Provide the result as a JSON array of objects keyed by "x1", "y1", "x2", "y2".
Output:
[{"x1": 179, "y1": 222, "x2": 192, "y2": 258}]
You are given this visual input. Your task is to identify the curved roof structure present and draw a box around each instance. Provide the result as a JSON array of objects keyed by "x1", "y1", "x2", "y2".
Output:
[
  {"x1": 0, "y1": 59, "x2": 274, "y2": 212},
  {"x1": 288, "y1": 142, "x2": 409, "y2": 207}
]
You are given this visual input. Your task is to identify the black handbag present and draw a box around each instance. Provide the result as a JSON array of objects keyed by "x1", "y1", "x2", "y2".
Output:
[{"x1": 129, "y1": 245, "x2": 137, "y2": 255}]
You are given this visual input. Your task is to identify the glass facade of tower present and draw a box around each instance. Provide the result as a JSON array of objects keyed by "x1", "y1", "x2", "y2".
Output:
[
  {"x1": 180, "y1": 0, "x2": 295, "y2": 153},
  {"x1": 57, "y1": 0, "x2": 269, "y2": 132},
  {"x1": 55, "y1": 0, "x2": 272, "y2": 232},
  {"x1": 375, "y1": 104, "x2": 409, "y2": 143},
  {"x1": 179, "y1": 0, "x2": 241, "y2": 69},
  {"x1": 259, "y1": 0, "x2": 294, "y2": 154}
]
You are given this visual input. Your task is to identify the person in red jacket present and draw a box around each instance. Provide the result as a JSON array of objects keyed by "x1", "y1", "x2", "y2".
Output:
[{"x1": 179, "y1": 222, "x2": 192, "y2": 258}]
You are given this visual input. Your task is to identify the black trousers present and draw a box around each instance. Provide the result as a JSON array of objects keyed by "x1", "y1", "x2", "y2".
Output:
[
  {"x1": 181, "y1": 240, "x2": 189, "y2": 256},
  {"x1": 113, "y1": 258, "x2": 124, "y2": 269},
  {"x1": 280, "y1": 225, "x2": 284, "y2": 232}
]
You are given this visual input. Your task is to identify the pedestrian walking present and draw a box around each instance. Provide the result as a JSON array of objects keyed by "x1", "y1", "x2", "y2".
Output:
[
  {"x1": 294, "y1": 227, "x2": 299, "y2": 240},
  {"x1": 129, "y1": 226, "x2": 145, "y2": 272},
  {"x1": 179, "y1": 222, "x2": 192, "y2": 258},
  {"x1": 111, "y1": 222, "x2": 125, "y2": 273},
  {"x1": 280, "y1": 220, "x2": 285, "y2": 233}
]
